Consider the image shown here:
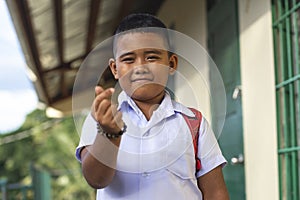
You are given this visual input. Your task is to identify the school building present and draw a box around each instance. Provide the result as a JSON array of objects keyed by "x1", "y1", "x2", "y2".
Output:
[{"x1": 6, "y1": 0, "x2": 299, "y2": 199}]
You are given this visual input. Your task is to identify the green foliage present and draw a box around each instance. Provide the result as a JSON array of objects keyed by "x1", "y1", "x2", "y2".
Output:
[{"x1": 0, "y1": 109, "x2": 95, "y2": 199}]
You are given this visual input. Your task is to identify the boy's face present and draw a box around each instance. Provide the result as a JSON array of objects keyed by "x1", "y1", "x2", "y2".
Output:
[{"x1": 110, "y1": 32, "x2": 177, "y2": 102}]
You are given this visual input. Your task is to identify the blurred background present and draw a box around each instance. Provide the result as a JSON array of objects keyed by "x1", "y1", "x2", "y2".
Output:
[{"x1": 0, "y1": 0, "x2": 299, "y2": 199}]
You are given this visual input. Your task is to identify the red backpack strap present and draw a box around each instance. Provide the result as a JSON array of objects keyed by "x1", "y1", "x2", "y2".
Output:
[{"x1": 182, "y1": 107, "x2": 202, "y2": 175}]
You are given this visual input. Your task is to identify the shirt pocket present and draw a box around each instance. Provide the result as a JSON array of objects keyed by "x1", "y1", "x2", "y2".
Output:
[{"x1": 166, "y1": 151, "x2": 196, "y2": 180}]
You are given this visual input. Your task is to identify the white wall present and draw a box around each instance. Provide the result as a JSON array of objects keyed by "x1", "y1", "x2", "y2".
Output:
[
  {"x1": 157, "y1": 0, "x2": 212, "y2": 122},
  {"x1": 238, "y1": 0, "x2": 279, "y2": 199}
]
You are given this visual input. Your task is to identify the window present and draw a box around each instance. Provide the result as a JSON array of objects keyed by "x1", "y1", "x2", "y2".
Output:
[{"x1": 272, "y1": 0, "x2": 300, "y2": 199}]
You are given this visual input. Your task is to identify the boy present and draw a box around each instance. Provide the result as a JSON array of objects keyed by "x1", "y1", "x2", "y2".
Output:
[{"x1": 76, "y1": 13, "x2": 229, "y2": 199}]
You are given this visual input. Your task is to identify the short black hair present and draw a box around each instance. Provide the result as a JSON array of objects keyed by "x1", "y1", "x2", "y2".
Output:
[
  {"x1": 114, "y1": 13, "x2": 167, "y2": 34},
  {"x1": 113, "y1": 13, "x2": 171, "y2": 56}
]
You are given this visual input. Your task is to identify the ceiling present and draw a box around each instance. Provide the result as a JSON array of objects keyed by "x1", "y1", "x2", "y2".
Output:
[{"x1": 5, "y1": 0, "x2": 165, "y2": 116}]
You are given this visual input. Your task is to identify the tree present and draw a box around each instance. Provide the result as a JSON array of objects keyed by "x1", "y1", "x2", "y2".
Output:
[{"x1": 0, "y1": 109, "x2": 95, "y2": 199}]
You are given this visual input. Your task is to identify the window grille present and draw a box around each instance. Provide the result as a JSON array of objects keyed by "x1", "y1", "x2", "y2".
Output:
[{"x1": 272, "y1": 0, "x2": 300, "y2": 199}]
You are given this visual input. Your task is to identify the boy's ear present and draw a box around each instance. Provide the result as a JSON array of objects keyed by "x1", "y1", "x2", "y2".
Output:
[
  {"x1": 169, "y1": 54, "x2": 178, "y2": 75},
  {"x1": 109, "y1": 58, "x2": 119, "y2": 79}
]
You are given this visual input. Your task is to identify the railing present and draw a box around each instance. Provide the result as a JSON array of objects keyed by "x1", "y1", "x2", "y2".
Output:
[
  {"x1": 0, "y1": 178, "x2": 33, "y2": 200},
  {"x1": 0, "y1": 166, "x2": 51, "y2": 200}
]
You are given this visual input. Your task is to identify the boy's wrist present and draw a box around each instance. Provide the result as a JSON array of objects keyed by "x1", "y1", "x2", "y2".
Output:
[{"x1": 96, "y1": 122, "x2": 127, "y2": 139}]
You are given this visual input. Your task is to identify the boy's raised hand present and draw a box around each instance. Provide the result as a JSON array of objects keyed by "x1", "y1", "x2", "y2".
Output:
[{"x1": 92, "y1": 86, "x2": 123, "y2": 135}]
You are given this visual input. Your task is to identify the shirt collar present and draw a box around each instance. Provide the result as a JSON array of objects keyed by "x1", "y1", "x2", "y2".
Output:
[
  {"x1": 117, "y1": 90, "x2": 196, "y2": 118},
  {"x1": 117, "y1": 91, "x2": 140, "y2": 114}
]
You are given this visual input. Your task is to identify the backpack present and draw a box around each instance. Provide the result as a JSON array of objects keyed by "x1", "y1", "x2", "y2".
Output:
[{"x1": 182, "y1": 108, "x2": 202, "y2": 175}]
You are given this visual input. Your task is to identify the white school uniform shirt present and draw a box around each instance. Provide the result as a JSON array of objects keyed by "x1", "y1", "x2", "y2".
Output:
[{"x1": 76, "y1": 91, "x2": 226, "y2": 200}]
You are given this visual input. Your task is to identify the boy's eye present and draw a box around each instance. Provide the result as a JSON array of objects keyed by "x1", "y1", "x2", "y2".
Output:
[
  {"x1": 121, "y1": 57, "x2": 134, "y2": 63},
  {"x1": 146, "y1": 55, "x2": 160, "y2": 61}
]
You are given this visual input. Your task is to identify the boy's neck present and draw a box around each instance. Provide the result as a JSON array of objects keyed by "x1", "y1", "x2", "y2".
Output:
[{"x1": 132, "y1": 90, "x2": 165, "y2": 121}]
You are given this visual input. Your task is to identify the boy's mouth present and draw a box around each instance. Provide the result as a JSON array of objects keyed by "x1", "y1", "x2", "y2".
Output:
[
  {"x1": 131, "y1": 79, "x2": 153, "y2": 84},
  {"x1": 131, "y1": 75, "x2": 154, "y2": 83}
]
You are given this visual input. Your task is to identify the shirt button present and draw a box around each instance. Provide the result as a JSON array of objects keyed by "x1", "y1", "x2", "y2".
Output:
[
  {"x1": 144, "y1": 132, "x2": 149, "y2": 136},
  {"x1": 142, "y1": 172, "x2": 150, "y2": 178}
]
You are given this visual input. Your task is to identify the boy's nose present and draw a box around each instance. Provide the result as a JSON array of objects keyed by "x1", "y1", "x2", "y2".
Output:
[{"x1": 133, "y1": 65, "x2": 150, "y2": 75}]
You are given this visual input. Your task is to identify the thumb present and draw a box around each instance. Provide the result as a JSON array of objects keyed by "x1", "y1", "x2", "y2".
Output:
[{"x1": 95, "y1": 86, "x2": 104, "y2": 96}]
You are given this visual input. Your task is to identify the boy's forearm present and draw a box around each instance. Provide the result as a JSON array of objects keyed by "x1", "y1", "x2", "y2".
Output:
[{"x1": 81, "y1": 134, "x2": 121, "y2": 189}]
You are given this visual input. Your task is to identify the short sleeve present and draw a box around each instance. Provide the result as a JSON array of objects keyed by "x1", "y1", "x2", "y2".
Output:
[
  {"x1": 196, "y1": 117, "x2": 227, "y2": 178},
  {"x1": 75, "y1": 113, "x2": 98, "y2": 162}
]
